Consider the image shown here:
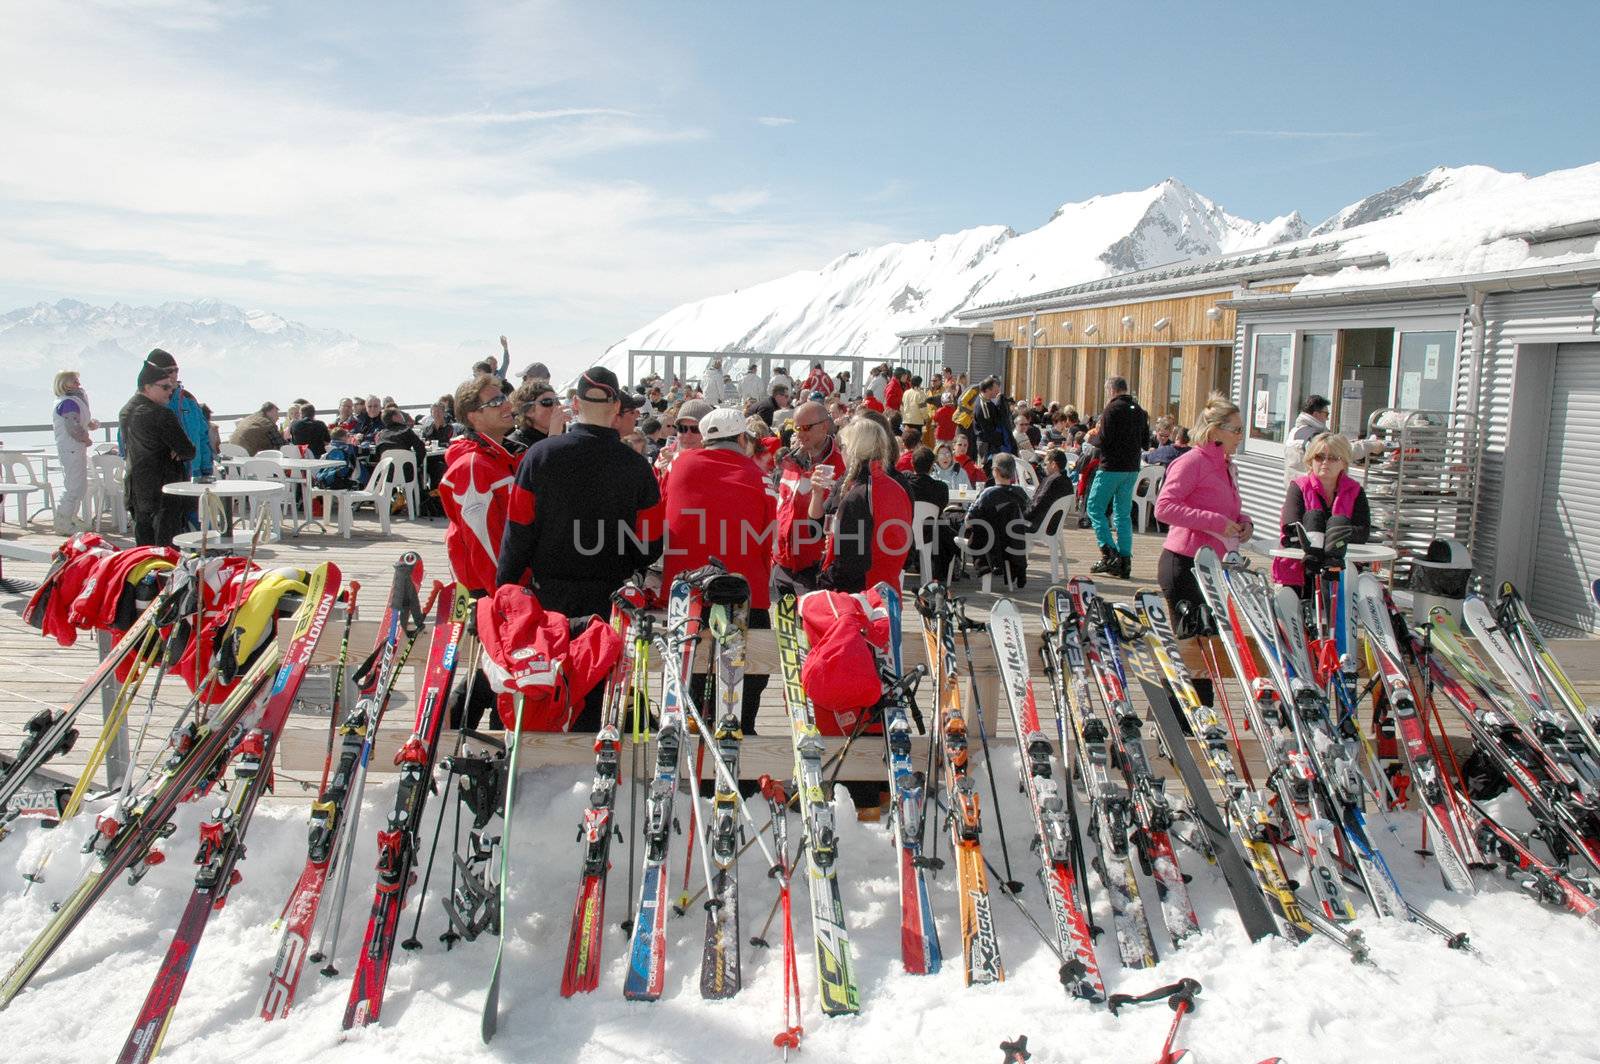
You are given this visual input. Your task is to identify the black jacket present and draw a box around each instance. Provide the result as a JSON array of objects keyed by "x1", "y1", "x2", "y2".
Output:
[
  {"x1": 504, "y1": 425, "x2": 548, "y2": 455},
  {"x1": 496, "y1": 423, "x2": 662, "y2": 614},
  {"x1": 289, "y1": 417, "x2": 331, "y2": 458},
  {"x1": 1024, "y1": 471, "x2": 1074, "y2": 532},
  {"x1": 121, "y1": 393, "x2": 195, "y2": 505},
  {"x1": 1097, "y1": 394, "x2": 1150, "y2": 472},
  {"x1": 373, "y1": 425, "x2": 426, "y2": 482},
  {"x1": 904, "y1": 472, "x2": 950, "y2": 511},
  {"x1": 972, "y1": 393, "x2": 1017, "y2": 458},
  {"x1": 963, "y1": 483, "x2": 1030, "y2": 581}
]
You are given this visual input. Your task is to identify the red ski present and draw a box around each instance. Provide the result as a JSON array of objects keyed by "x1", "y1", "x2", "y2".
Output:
[
  {"x1": 117, "y1": 563, "x2": 340, "y2": 1064},
  {"x1": 343, "y1": 581, "x2": 473, "y2": 1028}
]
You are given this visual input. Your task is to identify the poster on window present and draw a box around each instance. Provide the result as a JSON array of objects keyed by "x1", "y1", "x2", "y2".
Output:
[
  {"x1": 1400, "y1": 371, "x2": 1423, "y2": 409},
  {"x1": 1339, "y1": 378, "x2": 1364, "y2": 436},
  {"x1": 1254, "y1": 389, "x2": 1270, "y2": 429},
  {"x1": 1423, "y1": 343, "x2": 1441, "y2": 380}
]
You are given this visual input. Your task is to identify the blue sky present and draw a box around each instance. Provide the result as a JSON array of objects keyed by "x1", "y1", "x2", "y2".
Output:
[{"x1": 1, "y1": 0, "x2": 1594, "y2": 380}]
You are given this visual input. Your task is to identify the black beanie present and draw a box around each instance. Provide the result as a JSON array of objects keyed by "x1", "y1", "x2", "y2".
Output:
[
  {"x1": 145, "y1": 348, "x2": 177, "y2": 370},
  {"x1": 137, "y1": 362, "x2": 170, "y2": 388}
]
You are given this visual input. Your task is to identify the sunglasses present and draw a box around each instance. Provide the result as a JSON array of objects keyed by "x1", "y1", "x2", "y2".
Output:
[
  {"x1": 796, "y1": 420, "x2": 831, "y2": 432},
  {"x1": 675, "y1": 422, "x2": 701, "y2": 434},
  {"x1": 479, "y1": 394, "x2": 509, "y2": 410},
  {"x1": 533, "y1": 396, "x2": 561, "y2": 407}
]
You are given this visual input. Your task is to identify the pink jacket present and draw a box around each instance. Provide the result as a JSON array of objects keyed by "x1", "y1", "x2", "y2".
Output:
[{"x1": 1155, "y1": 442, "x2": 1252, "y2": 559}]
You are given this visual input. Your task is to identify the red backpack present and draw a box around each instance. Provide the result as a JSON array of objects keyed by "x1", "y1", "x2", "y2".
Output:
[
  {"x1": 797, "y1": 589, "x2": 891, "y2": 735},
  {"x1": 477, "y1": 585, "x2": 622, "y2": 732}
]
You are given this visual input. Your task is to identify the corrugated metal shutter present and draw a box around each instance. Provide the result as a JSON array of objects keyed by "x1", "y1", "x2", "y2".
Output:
[
  {"x1": 1470, "y1": 289, "x2": 1599, "y2": 589},
  {"x1": 1530, "y1": 342, "x2": 1600, "y2": 633}
]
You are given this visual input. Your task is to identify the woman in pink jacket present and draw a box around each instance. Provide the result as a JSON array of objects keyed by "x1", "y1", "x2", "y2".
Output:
[{"x1": 1152, "y1": 394, "x2": 1254, "y2": 707}]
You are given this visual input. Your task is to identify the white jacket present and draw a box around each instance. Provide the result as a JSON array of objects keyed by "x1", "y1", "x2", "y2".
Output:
[
  {"x1": 738, "y1": 371, "x2": 765, "y2": 403},
  {"x1": 1283, "y1": 411, "x2": 1383, "y2": 483}
]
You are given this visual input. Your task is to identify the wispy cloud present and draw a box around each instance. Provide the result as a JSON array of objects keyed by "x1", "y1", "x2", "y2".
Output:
[
  {"x1": 708, "y1": 189, "x2": 772, "y2": 213},
  {"x1": 757, "y1": 115, "x2": 797, "y2": 127},
  {"x1": 1225, "y1": 129, "x2": 1376, "y2": 139},
  {"x1": 422, "y1": 107, "x2": 638, "y2": 125}
]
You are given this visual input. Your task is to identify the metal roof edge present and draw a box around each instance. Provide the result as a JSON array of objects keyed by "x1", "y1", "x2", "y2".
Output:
[
  {"x1": 954, "y1": 246, "x2": 1382, "y2": 321},
  {"x1": 1217, "y1": 257, "x2": 1600, "y2": 311}
]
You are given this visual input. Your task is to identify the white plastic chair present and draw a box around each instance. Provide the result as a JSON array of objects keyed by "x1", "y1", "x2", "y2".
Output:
[
  {"x1": 89, "y1": 453, "x2": 128, "y2": 534},
  {"x1": 90, "y1": 442, "x2": 118, "y2": 456},
  {"x1": 239, "y1": 458, "x2": 290, "y2": 536},
  {"x1": 217, "y1": 442, "x2": 248, "y2": 459},
  {"x1": 1013, "y1": 459, "x2": 1040, "y2": 494},
  {"x1": 1131, "y1": 465, "x2": 1165, "y2": 534},
  {"x1": 323, "y1": 454, "x2": 405, "y2": 537},
  {"x1": 382, "y1": 451, "x2": 421, "y2": 519},
  {"x1": 254, "y1": 449, "x2": 284, "y2": 460},
  {"x1": 912, "y1": 500, "x2": 941, "y2": 590},
  {"x1": 0, "y1": 454, "x2": 53, "y2": 524},
  {"x1": 1025, "y1": 496, "x2": 1074, "y2": 584}
]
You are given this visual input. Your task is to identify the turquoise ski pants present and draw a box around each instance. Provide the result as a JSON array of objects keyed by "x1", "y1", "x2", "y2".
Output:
[{"x1": 1087, "y1": 469, "x2": 1138, "y2": 556}]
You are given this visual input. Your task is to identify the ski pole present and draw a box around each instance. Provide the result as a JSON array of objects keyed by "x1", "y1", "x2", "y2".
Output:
[
  {"x1": 319, "y1": 582, "x2": 361, "y2": 794},
  {"x1": 954, "y1": 597, "x2": 1024, "y2": 893},
  {"x1": 621, "y1": 623, "x2": 652, "y2": 934}
]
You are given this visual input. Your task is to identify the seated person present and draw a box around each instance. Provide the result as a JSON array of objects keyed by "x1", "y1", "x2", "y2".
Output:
[
  {"x1": 1143, "y1": 422, "x2": 1191, "y2": 466},
  {"x1": 952, "y1": 433, "x2": 984, "y2": 487},
  {"x1": 372, "y1": 406, "x2": 428, "y2": 490},
  {"x1": 962, "y1": 453, "x2": 1031, "y2": 587},
  {"x1": 903, "y1": 446, "x2": 956, "y2": 580},
  {"x1": 288, "y1": 402, "x2": 331, "y2": 458},
  {"x1": 1272, "y1": 432, "x2": 1372, "y2": 597},
  {"x1": 1024, "y1": 448, "x2": 1075, "y2": 532},
  {"x1": 929, "y1": 442, "x2": 971, "y2": 491},
  {"x1": 314, "y1": 427, "x2": 363, "y2": 489},
  {"x1": 894, "y1": 425, "x2": 922, "y2": 472}
]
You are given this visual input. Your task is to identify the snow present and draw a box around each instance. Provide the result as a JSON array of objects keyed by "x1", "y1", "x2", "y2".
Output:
[{"x1": 3, "y1": 751, "x2": 1598, "y2": 1063}]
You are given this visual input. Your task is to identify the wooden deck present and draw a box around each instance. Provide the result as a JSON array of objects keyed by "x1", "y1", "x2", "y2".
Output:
[{"x1": 4, "y1": 510, "x2": 1599, "y2": 803}]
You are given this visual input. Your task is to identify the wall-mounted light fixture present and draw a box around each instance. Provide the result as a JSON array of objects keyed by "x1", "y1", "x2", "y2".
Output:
[
  {"x1": 1152, "y1": 317, "x2": 1170, "y2": 331},
  {"x1": 1205, "y1": 306, "x2": 1223, "y2": 322},
  {"x1": 1060, "y1": 321, "x2": 1073, "y2": 333},
  {"x1": 1083, "y1": 323, "x2": 1099, "y2": 336},
  {"x1": 1120, "y1": 315, "x2": 1135, "y2": 328},
  {"x1": 1031, "y1": 328, "x2": 1045, "y2": 340}
]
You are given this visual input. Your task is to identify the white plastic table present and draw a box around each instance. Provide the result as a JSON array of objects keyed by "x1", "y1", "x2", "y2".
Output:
[
  {"x1": 163, "y1": 479, "x2": 285, "y2": 540},
  {"x1": 277, "y1": 458, "x2": 346, "y2": 534}
]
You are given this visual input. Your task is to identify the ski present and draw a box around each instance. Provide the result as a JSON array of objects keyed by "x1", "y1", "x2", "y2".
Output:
[
  {"x1": 1040, "y1": 587, "x2": 1159, "y2": 970},
  {"x1": 0, "y1": 634, "x2": 285, "y2": 1010},
  {"x1": 1206, "y1": 558, "x2": 1359, "y2": 922},
  {"x1": 481, "y1": 690, "x2": 531, "y2": 1041},
  {"x1": 117, "y1": 564, "x2": 339, "y2": 1064},
  {"x1": 993, "y1": 598, "x2": 1105, "y2": 1001},
  {"x1": 0, "y1": 566, "x2": 185, "y2": 811},
  {"x1": 1493, "y1": 581, "x2": 1600, "y2": 763},
  {"x1": 773, "y1": 592, "x2": 859, "y2": 1016},
  {"x1": 700, "y1": 573, "x2": 752, "y2": 999},
  {"x1": 260, "y1": 554, "x2": 426, "y2": 1019},
  {"x1": 1353, "y1": 573, "x2": 1478, "y2": 893},
  {"x1": 343, "y1": 580, "x2": 473, "y2": 1028},
  {"x1": 1069, "y1": 579, "x2": 1199, "y2": 950},
  {"x1": 1121, "y1": 592, "x2": 1288, "y2": 943},
  {"x1": 874, "y1": 582, "x2": 942, "y2": 975},
  {"x1": 918, "y1": 583, "x2": 1003, "y2": 985},
  {"x1": 561, "y1": 585, "x2": 651, "y2": 996},
  {"x1": 622, "y1": 576, "x2": 705, "y2": 1001}
]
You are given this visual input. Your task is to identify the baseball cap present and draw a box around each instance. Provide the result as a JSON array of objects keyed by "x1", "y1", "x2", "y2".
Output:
[
  {"x1": 578, "y1": 366, "x2": 645, "y2": 409},
  {"x1": 518, "y1": 361, "x2": 551, "y2": 381},
  {"x1": 699, "y1": 407, "x2": 751, "y2": 443}
]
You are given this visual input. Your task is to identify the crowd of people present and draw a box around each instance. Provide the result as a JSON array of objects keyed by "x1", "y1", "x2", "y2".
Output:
[{"x1": 44, "y1": 348, "x2": 1384, "y2": 732}]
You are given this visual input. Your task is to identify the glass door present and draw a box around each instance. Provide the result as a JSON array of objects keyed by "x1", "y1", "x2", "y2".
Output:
[{"x1": 1395, "y1": 330, "x2": 1458, "y2": 411}]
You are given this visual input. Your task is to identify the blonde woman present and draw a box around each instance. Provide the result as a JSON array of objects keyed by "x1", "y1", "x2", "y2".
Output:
[
  {"x1": 1152, "y1": 393, "x2": 1254, "y2": 708},
  {"x1": 51, "y1": 369, "x2": 97, "y2": 533},
  {"x1": 1272, "y1": 432, "x2": 1371, "y2": 595},
  {"x1": 812, "y1": 417, "x2": 913, "y2": 592}
]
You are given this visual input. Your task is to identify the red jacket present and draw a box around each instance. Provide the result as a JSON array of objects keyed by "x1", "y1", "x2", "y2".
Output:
[
  {"x1": 932, "y1": 406, "x2": 957, "y2": 442},
  {"x1": 894, "y1": 450, "x2": 915, "y2": 473},
  {"x1": 884, "y1": 378, "x2": 904, "y2": 414},
  {"x1": 821, "y1": 461, "x2": 913, "y2": 593},
  {"x1": 775, "y1": 440, "x2": 847, "y2": 575},
  {"x1": 660, "y1": 446, "x2": 777, "y2": 610},
  {"x1": 956, "y1": 454, "x2": 984, "y2": 486},
  {"x1": 802, "y1": 368, "x2": 835, "y2": 397},
  {"x1": 862, "y1": 394, "x2": 884, "y2": 414},
  {"x1": 439, "y1": 432, "x2": 518, "y2": 594}
]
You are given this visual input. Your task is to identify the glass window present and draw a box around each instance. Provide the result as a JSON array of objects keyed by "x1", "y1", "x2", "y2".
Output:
[
  {"x1": 1165, "y1": 349, "x2": 1183, "y2": 421},
  {"x1": 1297, "y1": 333, "x2": 1335, "y2": 413},
  {"x1": 1248, "y1": 333, "x2": 1292, "y2": 443},
  {"x1": 1395, "y1": 331, "x2": 1457, "y2": 410}
]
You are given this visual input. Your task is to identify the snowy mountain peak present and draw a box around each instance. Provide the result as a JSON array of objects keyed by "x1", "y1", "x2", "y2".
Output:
[{"x1": 1308, "y1": 164, "x2": 1523, "y2": 237}]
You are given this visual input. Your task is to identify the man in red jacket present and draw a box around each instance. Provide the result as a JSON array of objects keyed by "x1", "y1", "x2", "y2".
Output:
[
  {"x1": 439, "y1": 373, "x2": 518, "y2": 594},
  {"x1": 662, "y1": 406, "x2": 777, "y2": 732},
  {"x1": 774, "y1": 400, "x2": 847, "y2": 591}
]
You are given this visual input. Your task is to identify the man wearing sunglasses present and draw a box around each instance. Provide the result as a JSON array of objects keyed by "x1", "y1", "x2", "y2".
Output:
[
  {"x1": 440, "y1": 373, "x2": 519, "y2": 596},
  {"x1": 497, "y1": 367, "x2": 661, "y2": 727},
  {"x1": 773, "y1": 400, "x2": 846, "y2": 590},
  {"x1": 122, "y1": 359, "x2": 196, "y2": 546}
]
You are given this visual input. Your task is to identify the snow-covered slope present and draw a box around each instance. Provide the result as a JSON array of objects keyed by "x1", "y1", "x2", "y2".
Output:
[{"x1": 601, "y1": 179, "x2": 1304, "y2": 376}]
